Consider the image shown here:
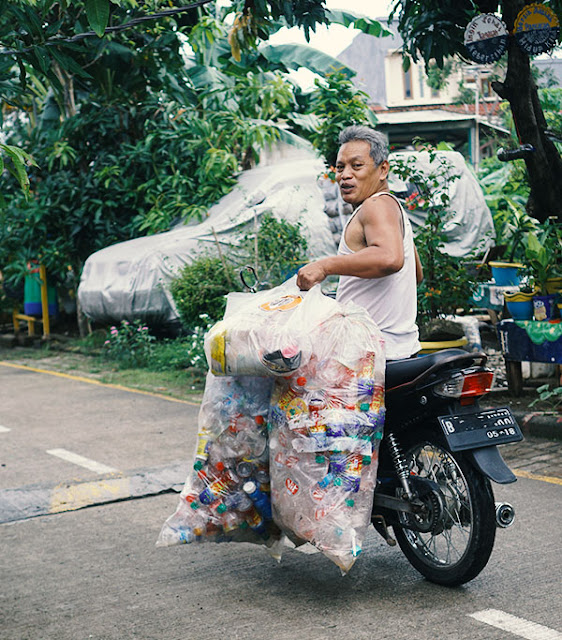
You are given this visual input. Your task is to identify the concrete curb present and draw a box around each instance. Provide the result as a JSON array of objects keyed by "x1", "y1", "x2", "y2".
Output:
[
  {"x1": 0, "y1": 462, "x2": 187, "y2": 524},
  {"x1": 511, "y1": 410, "x2": 562, "y2": 441}
]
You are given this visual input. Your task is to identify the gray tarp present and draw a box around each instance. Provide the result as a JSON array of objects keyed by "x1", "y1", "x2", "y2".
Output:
[
  {"x1": 78, "y1": 150, "x2": 336, "y2": 330},
  {"x1": 388, "y1": 150, "x2": 495, "y2": 257},
  {"x1": 78, "y1": 148, "x2": 494, "y2": 330}
]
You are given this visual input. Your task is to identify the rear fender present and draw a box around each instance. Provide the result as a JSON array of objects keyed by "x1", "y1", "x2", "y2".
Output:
[{"x1": 465, "y1": 446, "x2": 517, "y2": 484}]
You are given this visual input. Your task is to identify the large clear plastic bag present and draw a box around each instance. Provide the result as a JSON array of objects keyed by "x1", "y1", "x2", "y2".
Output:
[
  {"x1": 204, "y1": 278, "x2": 335, "y2": 377},
  {"x1": 268, "y1": 309, "x2": 385, "y2": 572},
  {"x1": 158, "y1": 279, "x2": 385, "y2": 573},
  {"x1": 157, "y1": 374, "x2": 281, "y2": 549}
]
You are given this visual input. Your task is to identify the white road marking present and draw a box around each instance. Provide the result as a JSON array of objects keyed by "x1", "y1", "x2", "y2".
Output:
[
  {"x1": 0, "y1": 426, "x2": 11, "y2": 433},
  {"x1": 469, "y1": 609, "x2": 562, "y2": 640},
  {"x1": 46, "y1": 448, "x2": 118, "y2": 474}
]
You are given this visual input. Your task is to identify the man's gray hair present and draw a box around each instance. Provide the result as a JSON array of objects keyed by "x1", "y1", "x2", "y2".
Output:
[{"x1": 338, "y1": 125, "x2": 389, "y2": 166}]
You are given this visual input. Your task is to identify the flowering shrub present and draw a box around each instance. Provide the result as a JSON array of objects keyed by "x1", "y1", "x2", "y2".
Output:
[
  {"x1": 103, "y1": 320, "x2": 155, "y2": 368},
  {"x1": 184, "y1": 314, "x2": 214, "y2": 369}
]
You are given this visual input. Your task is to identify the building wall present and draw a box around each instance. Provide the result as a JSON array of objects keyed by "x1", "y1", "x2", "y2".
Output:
[{"x1": 384, "y1": 52, "x2": 464, "y2": 108}]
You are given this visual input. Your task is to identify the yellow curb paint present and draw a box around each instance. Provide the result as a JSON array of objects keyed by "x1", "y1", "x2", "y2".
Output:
[
  {"x1": 0, "y1": 360, "x2": 201, "y2": 406},
  {"x1": 50, "y1": 477, "x2": 131, "y2": 514},
  {"x1": 514, "y1": 469, "x2": 562, "y2": 486}
]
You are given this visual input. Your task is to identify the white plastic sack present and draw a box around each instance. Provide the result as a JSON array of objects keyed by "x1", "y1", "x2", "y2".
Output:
[{"x1": 204, "y1": 277, "x2": 335, "y2": 377}]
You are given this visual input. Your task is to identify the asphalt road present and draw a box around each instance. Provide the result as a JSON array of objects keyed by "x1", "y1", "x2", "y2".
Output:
[{"x1": 1, "y1": 362, "x2": 561, "y2": 640}]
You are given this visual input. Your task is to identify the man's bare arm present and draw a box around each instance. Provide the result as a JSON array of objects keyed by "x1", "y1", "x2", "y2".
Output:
[
  {"x1": 414, "y1": 244, "x2": 424, "y2": 284},
  {"x1": 297, "y1": 197, "x2": 403, "y2": 290}
]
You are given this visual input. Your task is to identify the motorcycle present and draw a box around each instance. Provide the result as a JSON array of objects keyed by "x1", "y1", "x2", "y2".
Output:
[
  {"x1": 238, "y1": 267, "x2": 523, "y2": 586},
  {"x1": 373, "y1": 348, "x2": 523, "y2": 586}
]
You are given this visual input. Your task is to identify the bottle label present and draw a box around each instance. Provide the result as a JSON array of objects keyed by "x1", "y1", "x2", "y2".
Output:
[{"x1": 285, "y1": 478, "x2": 299, "y2": 495}]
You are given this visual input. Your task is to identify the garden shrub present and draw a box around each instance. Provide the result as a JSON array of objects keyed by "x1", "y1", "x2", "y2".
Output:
[
  {"x1": 170, "y1": 256, "x2": 239, "y2": 328},
  {"x1": 102, "y1": 320, "x2": 155, "y2": 369},
  {"x1": 240, "y1": 213, "x2": 308, "y2": 288}
]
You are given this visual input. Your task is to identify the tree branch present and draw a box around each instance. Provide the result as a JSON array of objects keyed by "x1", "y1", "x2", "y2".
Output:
[{"x1": 0, "y1": 1, "x2": 215, "y2": 56}]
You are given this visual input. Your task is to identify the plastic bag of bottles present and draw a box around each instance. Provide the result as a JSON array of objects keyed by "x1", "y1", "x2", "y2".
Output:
[
  {"x1": 268, "y1": 308, "x2": 385, "y2": 573},
  {"x1": 204, "y1": 277, "x2": 335, "y2": 377},
  {"x1": 157, "y1": 373, "x2": 282, "y2": 549},
  {"x1": 158, "y1": 278, "x2": 386, "y2": 574}
]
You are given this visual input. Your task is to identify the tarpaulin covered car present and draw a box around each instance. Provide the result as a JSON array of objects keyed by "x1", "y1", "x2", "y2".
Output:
[{"x1": 78, "y1": 149, "x2": 337, "y2": 332}]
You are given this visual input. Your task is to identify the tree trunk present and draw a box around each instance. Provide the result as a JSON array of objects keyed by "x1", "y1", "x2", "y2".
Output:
[{"x1": 492, "y1": 0, "x2": 562, "y2": 224}]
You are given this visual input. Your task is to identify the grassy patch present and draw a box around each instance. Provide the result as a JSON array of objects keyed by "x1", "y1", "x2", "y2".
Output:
[{"x1": 0, "y1": 342, "x2": 205, "y2": 403}]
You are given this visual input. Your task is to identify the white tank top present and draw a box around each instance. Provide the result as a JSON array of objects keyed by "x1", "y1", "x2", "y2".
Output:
[{"x1": 336, "y1": 192, "x2": 420, "y2": 360}]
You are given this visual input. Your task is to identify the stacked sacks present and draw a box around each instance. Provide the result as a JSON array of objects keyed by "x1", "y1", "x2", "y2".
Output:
[{"x1": 157, "y1": 278, "x2": 385, "y2": 573}]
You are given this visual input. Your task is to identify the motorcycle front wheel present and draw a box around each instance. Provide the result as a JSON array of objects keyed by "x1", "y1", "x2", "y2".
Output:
[{"x1": 393, "y1": 430, "x2": 497, "y2": 587}]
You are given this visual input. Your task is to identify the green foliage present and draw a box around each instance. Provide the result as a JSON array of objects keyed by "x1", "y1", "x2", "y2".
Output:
[
  {"x1": 524, "y1": 219, "x2": 562, "y2": 294},
  {"x1": 478, "y1": 160, "x2": 533, "y2": 263},
  {"x1": 307, "y1": 70, "x2": 378, "y2": 167},
  {"x1": 170, "y1": 256, "x2": 239, "y2": 329},
  {"x1": 102, "y1": 319, "x2": 155, "y2": 368},
  {"x1": 181, "y1": 314, "x2": 215, "y2": 370},
  {"x1": 392, "y1": 149, "x2": 477, "y2": 323},
  {"x1": 530, "y1": 383, "x2": 562, "y2": 412},
  {"x1": 170, "y1": 214, "x2": 308, "y2": 328},
  {"x1": 0, "y1": 143, "x2": 36, "y2": 198},
  {"x1": 426, "y1": 59, "x2": 455, "y2": 91},
  {"x1": 146, "y1": 328, "x2": 213, "y2": 371},
  {"x1": 240, "y1": 213, "x2": 308, "y2": 288}
]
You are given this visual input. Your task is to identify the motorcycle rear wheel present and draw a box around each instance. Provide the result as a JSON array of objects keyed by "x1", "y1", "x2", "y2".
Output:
[{"x1": 393, "y1": 430, "x2": 496, "y2": 586}]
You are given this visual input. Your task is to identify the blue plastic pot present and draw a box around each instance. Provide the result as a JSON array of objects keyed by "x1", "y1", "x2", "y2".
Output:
[
  {"x1": 489, "y1": 262, "x2": 523, "y2": 287},
  {"x1": 505, "y1": 299, "x2": 533, "y2": 321}
]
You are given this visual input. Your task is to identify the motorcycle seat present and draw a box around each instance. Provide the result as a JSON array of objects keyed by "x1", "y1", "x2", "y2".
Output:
[{"x1": 385, "y1": 348, "x2": 474, "y2": 391}]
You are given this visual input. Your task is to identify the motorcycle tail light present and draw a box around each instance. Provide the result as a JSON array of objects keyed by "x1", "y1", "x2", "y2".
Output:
[
  {"x1": 434, "y1": 371, "x2": 495, "y2": 404},
  {"x1": 434, "y1": 375, "x2": 464, "y2": 398},
  {"x1": 459, "y1": 371, "x2": 495, "y2": 405}
]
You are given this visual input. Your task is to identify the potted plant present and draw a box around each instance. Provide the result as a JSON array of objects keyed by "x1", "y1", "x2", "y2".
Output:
[
  {"x1": 524, "y1": 218, "x2": 562, "y2": 320},
  {"x1": 503, "y1": 286, "x2": 536, "y2": 321}
]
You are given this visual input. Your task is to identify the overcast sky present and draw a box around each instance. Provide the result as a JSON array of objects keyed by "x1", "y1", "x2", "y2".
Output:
[{"x1": 269, "y1": 1, "x2": 393, "y2": 56}]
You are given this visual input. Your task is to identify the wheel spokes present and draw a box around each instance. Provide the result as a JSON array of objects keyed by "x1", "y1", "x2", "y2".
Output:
[{"x1": 400, "y1": 444, "x2": 474, "y2": 568}]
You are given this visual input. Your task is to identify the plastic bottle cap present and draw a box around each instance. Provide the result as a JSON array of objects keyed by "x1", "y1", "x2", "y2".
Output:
[
  {"x1": 243, "y1": 481, "x2": 257, "y2": 494},
  {"x1": 359, "y1": 403, "x2": 370, "y2": 412},
  {"x1": 216, "y1": 503, "x2": 227, "y2": 514},
  {"x1": 296, "y1": 376, "x2": 307, "y2": 387},
  {"x1": 255, "y1": 415, "x2": 265, "y2": 425},
  {"x1": 315, "y1": 455, "x2": 326, "y2": 464},
  {"x1": 345, "y1": 498, "x2": 355, "y2": 507},
  {"x1": 363, "y1": 455, "x2": 372, "y2": 465},
  {"x1": 193, "y1": 461, "x2": 203, "y2": 471},
  {"x1": 334, "y1": 477, "x2": 342, "y2": 486},
  {"x1": 190, "y1": 502, "x2": 199, "y2": 510},
  {"x1": 215, "y1": 461, "x2": 225, "y2": 472}
]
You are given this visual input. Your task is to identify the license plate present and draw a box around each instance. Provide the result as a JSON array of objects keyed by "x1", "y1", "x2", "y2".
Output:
[{"x1": 438, "y1": 407, "x2": 523, "y2": 451}]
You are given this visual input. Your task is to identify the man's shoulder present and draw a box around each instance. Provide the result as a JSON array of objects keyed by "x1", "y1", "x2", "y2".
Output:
[{"x1": 360, "y1": 192, "x2": 402, "y2": 218}]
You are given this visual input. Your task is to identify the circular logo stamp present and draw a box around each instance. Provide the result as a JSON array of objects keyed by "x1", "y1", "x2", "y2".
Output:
[
  {"x1": 464, "y1": 13, "x2": 508, "y2": 63},
  {"x1": 514, "y1": 3, "x2": 560, "y2": 56}
]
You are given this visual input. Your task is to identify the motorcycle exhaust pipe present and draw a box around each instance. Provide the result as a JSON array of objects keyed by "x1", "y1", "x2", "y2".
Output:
[{"x1": 495, "y1": 502, "x2": 515, "y2": 528}]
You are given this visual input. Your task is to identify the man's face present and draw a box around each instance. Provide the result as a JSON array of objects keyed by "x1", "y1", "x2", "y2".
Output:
[{"x1": 335, "y1": 140, "x2": 388, "y2": 204}]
